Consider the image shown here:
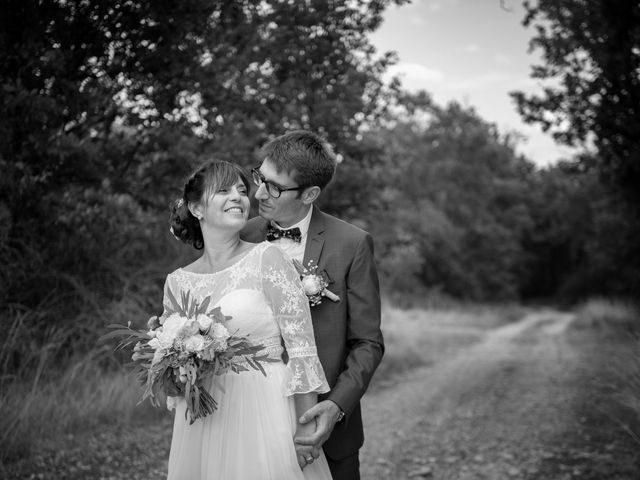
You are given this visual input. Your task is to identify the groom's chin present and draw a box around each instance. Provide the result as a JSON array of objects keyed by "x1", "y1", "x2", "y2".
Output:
[{"x1": 258, "y1": 204, "x2": 273, "y2": 219}]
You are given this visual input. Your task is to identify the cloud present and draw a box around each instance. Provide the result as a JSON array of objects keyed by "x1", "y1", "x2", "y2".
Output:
[
  {"x1": 444, "y1": 72, "x2": 512, "y2": 91},
  {"x1": 385, "y1": 63, "x2": 446, "y2": 92},
  {"x1": 494, "y1": 53, "x2": 511, "y2": 64},
  {"x1": 463, "y1": 43, "x2": 480, "y2": 53},
  {"x1": 387, "y1": 62, "x2": 445, "y2": 84},
  {"x1": 427, "y1": 0, "x2": 460, "y2": 10}
]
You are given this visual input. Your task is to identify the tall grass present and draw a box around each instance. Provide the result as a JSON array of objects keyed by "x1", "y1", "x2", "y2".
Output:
[
  {"x1": 574, "y1": 298, "x2": 640, "y2": 444},
  {"x1": 0, "y1": 353, "x2": 153, "y2": 462},
  {"x1": 0, "y1": 291, "x2": 165, "y2": 463},
  {"x1": 0, "y1": 236, "x2": 190, "y2": 465},
  {"x1": 574, "y1": 297, "x2": 639, "y2": 333},
  {"x1": 371, "y1": 299, "x2": 527, "y2": 390}
]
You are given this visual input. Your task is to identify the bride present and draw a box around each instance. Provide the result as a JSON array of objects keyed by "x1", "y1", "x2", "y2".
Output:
[{"x1": 164, "y1": 160, "x2": 333, "y2": 479}]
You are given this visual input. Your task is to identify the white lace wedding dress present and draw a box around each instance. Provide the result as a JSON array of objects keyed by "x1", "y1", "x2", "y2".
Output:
[{"x1": 164, "y1": 242, "x2": 333, "y2": 480}]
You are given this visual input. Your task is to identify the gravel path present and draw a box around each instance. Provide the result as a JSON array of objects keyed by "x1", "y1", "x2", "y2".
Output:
[{"x1": 360, "y1": 311, "x2": 639, "y2": 479}]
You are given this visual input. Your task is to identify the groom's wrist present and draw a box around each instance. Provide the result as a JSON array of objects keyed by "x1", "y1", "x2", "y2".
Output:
[{"x1": 329, "y1": 400, "x2": 345, "y2": 422}]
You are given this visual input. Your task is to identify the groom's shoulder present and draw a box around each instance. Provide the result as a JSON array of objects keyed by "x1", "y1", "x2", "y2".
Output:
[
  {"x1": 241, "y1": 215, "x2": 267, "y2": 242},
  {"x1": 319, "y1": 210, "x2": 371, "y2": 243},
  {"x1": 245, "y1": 215, "x2": 267, "y2": 229}
]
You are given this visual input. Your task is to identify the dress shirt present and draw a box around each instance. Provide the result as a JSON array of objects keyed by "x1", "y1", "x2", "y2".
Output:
[{"x1": 269, "y1": 207, "x2": 313, "y2": 263}]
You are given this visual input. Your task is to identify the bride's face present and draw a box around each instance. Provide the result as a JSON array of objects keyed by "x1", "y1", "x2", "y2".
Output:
[{"x1": 198, "y1": 179, "x2": 250, "y2": 232}]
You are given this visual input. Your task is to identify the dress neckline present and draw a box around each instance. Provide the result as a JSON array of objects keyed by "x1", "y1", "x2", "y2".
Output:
[{"x1": 178, "y1": 242, "x2": 267, "y2": 276}]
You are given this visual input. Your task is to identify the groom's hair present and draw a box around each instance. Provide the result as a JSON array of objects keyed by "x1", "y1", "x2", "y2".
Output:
[{"x1": 258, "y1": 130, "x2": 337, "y2": 190}]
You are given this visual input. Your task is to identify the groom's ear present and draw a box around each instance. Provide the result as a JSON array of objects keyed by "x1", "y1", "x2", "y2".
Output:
[{"x1": 300, "y1": 186, "x2": 321, "y2": 205}]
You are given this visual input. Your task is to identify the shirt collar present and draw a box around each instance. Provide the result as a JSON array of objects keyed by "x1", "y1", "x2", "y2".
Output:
[{"x1": 272, "y1": 206, "x2": 313, "y2": 238}]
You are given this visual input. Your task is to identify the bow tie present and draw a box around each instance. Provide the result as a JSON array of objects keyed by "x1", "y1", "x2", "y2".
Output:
[{"x1": 266, "y1": 224, "x2": 302, "y2": 243}]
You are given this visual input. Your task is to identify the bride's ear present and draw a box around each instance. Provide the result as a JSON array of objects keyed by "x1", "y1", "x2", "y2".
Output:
[
  {"x1": 188, "y1": 201, "x2": 204, "y2": 220},
  {"x1": 300, "y1": 186, "x2": 321, "y2": 205}
]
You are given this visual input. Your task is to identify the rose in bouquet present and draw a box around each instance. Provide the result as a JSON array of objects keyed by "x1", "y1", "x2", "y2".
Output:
[
  {"x1": 102, "y1": 289, "x2": 277, "y2": 424},
  {"x1": 292, "y1": 259, "x2": 340, "y2": 307}
]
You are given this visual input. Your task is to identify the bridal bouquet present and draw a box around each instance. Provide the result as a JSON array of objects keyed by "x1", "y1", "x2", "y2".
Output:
[{"x1": 102, "y1": 289, "x2": 276, "y2": 424}]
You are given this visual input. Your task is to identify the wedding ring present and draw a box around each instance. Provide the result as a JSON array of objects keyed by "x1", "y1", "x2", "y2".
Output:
[{"x1": 306, "y1": 456, "x2": 313, "y2": 462}]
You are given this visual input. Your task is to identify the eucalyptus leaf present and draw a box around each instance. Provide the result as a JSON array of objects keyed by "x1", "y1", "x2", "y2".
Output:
[
  {"x1": 166, "y1": 288, "x2": 183, "y2": 315},
  {"x1": 198, "y1": 296, "x2": 211, "y2": 316}
]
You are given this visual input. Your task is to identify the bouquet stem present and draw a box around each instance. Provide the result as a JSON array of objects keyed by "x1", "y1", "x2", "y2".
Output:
[{"x1": 186, "y1": 381, "x2": 219, "y2": 424}]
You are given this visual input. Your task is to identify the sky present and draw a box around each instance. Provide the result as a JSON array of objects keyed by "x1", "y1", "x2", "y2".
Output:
[{"x1": 369, "y1": 0, "x2": 579, "y2": 167}]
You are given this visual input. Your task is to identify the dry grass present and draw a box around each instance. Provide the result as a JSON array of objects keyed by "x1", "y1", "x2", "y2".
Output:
[
  {"x1": 573, "y1": 297, "x2": 639, "y2": 332},
  {"x1": 371, "y1": 301, "x2": 527, "y2": 390},
  {"x1": 571, "y1": 298, "x2": 640, "y2": 445},
  {"x1": 0, "y1": 353, "x2": 153, "y2": 462},
  {"x1": 0, "y1": 289, "x2": 164, "y2": 464},
  {"x1": 1, "y1": 297, "x2": 526, "y2": 466}
]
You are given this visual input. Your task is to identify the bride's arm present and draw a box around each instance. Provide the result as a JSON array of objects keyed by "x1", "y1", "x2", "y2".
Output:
[
  {"x1": 294, "y1": 392, "x2": 320, "y2": 468},
  {"x1": 259, "y1": 245, "x2": 330, "y2": 468}
]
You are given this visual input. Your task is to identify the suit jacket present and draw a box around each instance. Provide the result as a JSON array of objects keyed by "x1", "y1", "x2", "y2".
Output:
[{"x1": 241, "y1": 206, "x2": 384, "y2": 460}]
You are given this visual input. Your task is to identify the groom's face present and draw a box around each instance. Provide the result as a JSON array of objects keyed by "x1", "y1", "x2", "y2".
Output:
[{"x1": 254, "y1": 159, "x2": 309, "y2": 228}]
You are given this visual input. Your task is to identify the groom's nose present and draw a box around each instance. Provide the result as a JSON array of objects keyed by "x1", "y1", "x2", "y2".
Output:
[{"x1": 255, "y1": 182, "x2": 269, "y2": 200}]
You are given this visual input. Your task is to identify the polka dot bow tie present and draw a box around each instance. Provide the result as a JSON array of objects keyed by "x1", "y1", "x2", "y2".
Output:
[{"x1": 266, "y1": 224, "x2": 302, "y2": 243}]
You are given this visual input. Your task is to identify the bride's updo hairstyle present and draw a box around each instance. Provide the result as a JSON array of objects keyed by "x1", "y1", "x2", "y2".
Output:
[{"x1": 169, "y1": 160, "x2": 251, "y2": 250}]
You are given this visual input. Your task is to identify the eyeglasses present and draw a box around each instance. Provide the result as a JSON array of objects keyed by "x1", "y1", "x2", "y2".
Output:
[{"x1": 251, "y1": 168, "x2": 305, "y2": 199}]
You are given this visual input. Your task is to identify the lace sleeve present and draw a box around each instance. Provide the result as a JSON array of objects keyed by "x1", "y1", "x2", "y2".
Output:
[{"x1": 260, "y1": 245, "x2": 330, "y2": 396}]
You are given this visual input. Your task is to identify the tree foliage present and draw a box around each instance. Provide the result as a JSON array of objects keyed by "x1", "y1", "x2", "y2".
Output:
[
  {"x1": 511, "y1": 0, "x2": 640, "y2": 200},
  {"x1": 0, "y1": 0, "x2": 404, "y2": 375},
  {"x1": 367, "y1": 95, "x2": 538, "y2": 300},
  {"x1": 511, "y1": 0, "x2": 640, "y2": 297},
  {"x1": 0, "y1": 1, "x2": 401, "y2": 266}
]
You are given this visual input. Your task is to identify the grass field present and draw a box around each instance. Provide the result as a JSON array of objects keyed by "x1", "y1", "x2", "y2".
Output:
[
  {"x1": 569, "y1": 298, "x2": 640, "y2": 446},
  {"x1": 1, "y1": 298, "x2": 638, "y2": 478},
  {"x1": 372, "y1": 301, "x2": 527, "y2": 390}
]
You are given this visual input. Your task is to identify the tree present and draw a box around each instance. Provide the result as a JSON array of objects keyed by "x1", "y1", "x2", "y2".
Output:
[
  {"x1": 0, "y1": 0, "x2": 404, "y2": 221},
  {"x1": 368, "y1": 95, "x2": 538, "y2": 300},
  {"x1": 0, "y1": 0, "x2": 403, "y2": 284},
  {"x1": 0, "y1": 0, "x2": 405, "y2": 376},
  {"x1": 511, "y1": 0, "x2": 640, "y2": 297},
  {"x1": 511, "y1": 0, "x2": 640, "y2": 201}
]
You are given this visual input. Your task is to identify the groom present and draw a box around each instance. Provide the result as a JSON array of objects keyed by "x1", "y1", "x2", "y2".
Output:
[{"x1": 241, "y1": 130, "x2": 384, "y2": 480}]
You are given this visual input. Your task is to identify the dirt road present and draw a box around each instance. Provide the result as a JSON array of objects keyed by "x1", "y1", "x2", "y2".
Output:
[
  {"x1": 360, "y1": 311, "x2": 639, "y2": 479},
  {"x1": 4, "y1": 309, "x2": 638, "y2": 479}
]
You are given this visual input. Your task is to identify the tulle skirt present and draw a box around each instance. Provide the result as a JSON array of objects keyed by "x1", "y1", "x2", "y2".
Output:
[{"x1": 167, "y1": 361, "x2": 332, "y2": 480}]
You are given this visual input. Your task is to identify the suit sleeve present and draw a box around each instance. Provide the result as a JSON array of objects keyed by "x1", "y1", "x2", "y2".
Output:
[{"x1": 326, "y1": 233, "x2": 384, "y2": 415}]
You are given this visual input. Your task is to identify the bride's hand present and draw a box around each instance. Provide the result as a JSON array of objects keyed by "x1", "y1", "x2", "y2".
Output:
[
  {"x1": 294, "y1": 420, "x2": 319, "y2": 469},
  {"x1": 294, "y1": 443, "x2": 320, "y2": 470},
  {"x1": 296, "y1": 451, "x2": 308, "y2": 470},
  {"x1": 295, "y1": 416, "x2": 317, "y2": 438}
]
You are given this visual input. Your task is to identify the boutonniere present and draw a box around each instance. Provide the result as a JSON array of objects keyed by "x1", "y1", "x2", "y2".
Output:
[{"x1": 292, "y1": 259, "x2": 340, "y2": 306}]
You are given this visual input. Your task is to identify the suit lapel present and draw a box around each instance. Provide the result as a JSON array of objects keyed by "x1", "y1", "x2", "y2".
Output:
[{"x1": 303, "y1": 206, "x2": 325, "y2": 267}]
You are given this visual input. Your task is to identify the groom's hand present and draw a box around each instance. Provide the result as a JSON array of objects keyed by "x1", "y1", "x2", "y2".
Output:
[{"x1": 296, "y1": 400, "x2": 342, "y2": 448}]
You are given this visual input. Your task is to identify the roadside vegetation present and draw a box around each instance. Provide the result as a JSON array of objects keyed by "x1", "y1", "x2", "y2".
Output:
[
  {"x1": 2, "y1": 0, "x2": 639, "y2": 477},
  {"x1": 570, "y1": 298, "x2": 640, "y2": 446}
]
